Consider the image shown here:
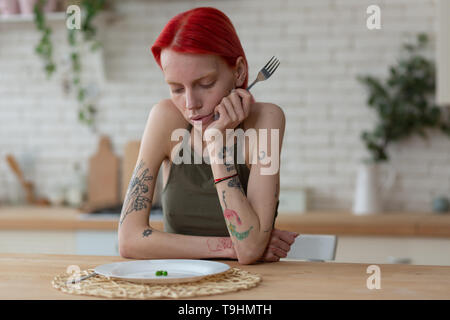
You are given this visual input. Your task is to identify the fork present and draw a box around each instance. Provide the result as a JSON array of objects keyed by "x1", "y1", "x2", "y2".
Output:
[
  {"x1": 246, "y1": 55, "x2": 280, "y2": 91},
  {"x1": 213, "y1": 56, "x2": 280, "y2": 120}
]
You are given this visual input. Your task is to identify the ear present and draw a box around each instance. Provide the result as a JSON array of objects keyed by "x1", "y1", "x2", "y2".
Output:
[{"x1": 234, "y1": 56, "x2": 247, "y2": 87}]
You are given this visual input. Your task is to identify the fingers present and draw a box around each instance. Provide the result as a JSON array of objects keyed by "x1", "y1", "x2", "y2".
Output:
[
  {"x1": 270, "y1": 237, "x2": 291, "y2": 252},
  {"x1": 273, "y1": 229, "x2": 298, "y2": 245},
  {"x1": 262, "y1": 251, "x2": 280, "y2": 262},
  {"x1": 215, "y1": 103, "x2": 230, "y2": 123},
  {"x1": 235, "y1": 88, "x2": 254, "y2": 117},
  {"x1": 229, "y1": 91, "x2": 245, "y2": 121},
  {"x1": 221, "y1": 97, "x2": 238, "y2": 122},
  {"x1": 270, "y1": 245, "x2": 288, "y2": 258}
]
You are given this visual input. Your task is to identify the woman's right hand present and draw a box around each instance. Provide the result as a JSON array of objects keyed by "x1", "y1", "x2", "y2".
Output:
[{"x1": 259, "y1": 228, "x2": 299, "y2": 262}]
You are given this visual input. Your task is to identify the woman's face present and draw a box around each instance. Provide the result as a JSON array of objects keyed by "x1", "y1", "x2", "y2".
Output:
[{"x1": 161, "y1": 49, "x2": 243, "y2": 130}]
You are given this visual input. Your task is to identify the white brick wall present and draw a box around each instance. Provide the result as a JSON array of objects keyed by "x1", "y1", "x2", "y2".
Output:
[{"x1": 0, "y1": 0, "x2": 448, "y2": 212}]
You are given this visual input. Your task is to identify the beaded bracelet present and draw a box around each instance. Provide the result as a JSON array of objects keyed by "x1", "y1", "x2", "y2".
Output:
[{"x1": 214, "y1": 173, "x2": 238, "y2": 185}]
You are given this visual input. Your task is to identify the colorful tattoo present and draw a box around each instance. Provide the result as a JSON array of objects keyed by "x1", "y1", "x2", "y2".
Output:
[
  {"x1": 222, "y1": 190, "x2": 242, "y2": 225},
  {"x1": 221, "y1": 190, "x2": 252, "y2": 240},
  {"x1": 119, "y1": 159, "x2": 153, "y2": 226},
  {"x1": 207, "y1": 237, "x2": 233, "y2": 252},
  {"x1": 228, "y1": 223, "x2": 254, "y2": 240}
]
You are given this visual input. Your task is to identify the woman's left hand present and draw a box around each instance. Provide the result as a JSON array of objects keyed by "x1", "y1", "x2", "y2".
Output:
[
  {"x1": 259, "y1": 229, "x2": 299, "y2": 262},
  {"x1": 205, "y1": 88, "x2": 255, "y2": 135}
]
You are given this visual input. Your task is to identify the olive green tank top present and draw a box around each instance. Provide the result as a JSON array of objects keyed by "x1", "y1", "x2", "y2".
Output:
[{"x1": 161, "y1": 123, "x2": 278, "y2": 236}]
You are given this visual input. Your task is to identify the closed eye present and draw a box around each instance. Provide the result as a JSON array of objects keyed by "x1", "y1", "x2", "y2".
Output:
[
  {"x1": 171, "y1": 81, "x2": 215, "y2": 94},
  {"x1": 172, "y1": 88, "x2": 184, "y2": 94},
  {"x1": 200, "y1": 82, "x2": 215, "y2": 89}
]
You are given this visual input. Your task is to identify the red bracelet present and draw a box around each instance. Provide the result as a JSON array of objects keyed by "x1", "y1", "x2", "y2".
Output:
[{"x1": 214, "y1": 173, "x2": 238, "y2": 185}]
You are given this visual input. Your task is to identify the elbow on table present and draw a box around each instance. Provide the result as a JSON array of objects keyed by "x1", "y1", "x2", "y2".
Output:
[
  {"x1": 118, "y1": 237, "x2": 134, "y2": 259},
  {"x1": 118, "y1": 232, "x2": 141, "y2": 259},
  {"x1": 236, "y1": 245, "x2": 264, "y2": 265}
]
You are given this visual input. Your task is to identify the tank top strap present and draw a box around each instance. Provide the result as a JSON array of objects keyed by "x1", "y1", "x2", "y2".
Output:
[{"x1": 177, "y1": 123, "x2": 193, "y2": 158}]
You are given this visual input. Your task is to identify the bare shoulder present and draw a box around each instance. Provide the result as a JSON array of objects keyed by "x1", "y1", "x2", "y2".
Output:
[
  {"x1": 150, "y1": 98, "x2": 186, "y2": 128},
  {"x1": 143, "y1": 99, "x2": 188, "y2": 159},
  {"x1": 243, "y1": 102, "x2": 286, "y2": 130}
]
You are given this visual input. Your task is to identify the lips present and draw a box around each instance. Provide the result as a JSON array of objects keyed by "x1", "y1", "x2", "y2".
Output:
[
  {"x1": 190, "y1": 113, "x2": 213, "y2": 123},
  {"x1": 190, "y1": 114, "x2": 208, "y2": 120}
]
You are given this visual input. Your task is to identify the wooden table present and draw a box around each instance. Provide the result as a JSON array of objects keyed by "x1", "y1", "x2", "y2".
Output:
[{"x1": 1, "y1": 253, "x2": 449, "y2": 300}]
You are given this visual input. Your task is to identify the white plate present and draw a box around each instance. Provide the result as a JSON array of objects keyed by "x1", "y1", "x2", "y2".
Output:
[{"x1": 94, "y1": 259, "x2": 231, "y2": 284}]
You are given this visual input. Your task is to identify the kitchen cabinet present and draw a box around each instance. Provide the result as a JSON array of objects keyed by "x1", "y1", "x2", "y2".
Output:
[
  {"x1": 75, "y1": 230, "x2": 118, "y2": 256},
  {"x1": 0, "y1": 230, "x2": 119, "y2": 255},
  {"x1": 334, "y1": 236, "x2": 450, "y2": 266},
  {"x1": 0, "y1": 230, "x2": 77, "y2": 255},
  {"x1": 1, "y1": 206, "x2": 450, "y2": 265}
]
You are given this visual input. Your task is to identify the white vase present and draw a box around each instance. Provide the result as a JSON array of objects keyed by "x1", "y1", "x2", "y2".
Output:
[{"x1": 352, "y1": 161, "x2": 396, "y2": 215}]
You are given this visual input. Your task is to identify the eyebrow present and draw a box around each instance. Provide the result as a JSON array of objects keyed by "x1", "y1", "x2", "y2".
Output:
[{"x1": 166, "y1": 71, "x2": 217, "y2": 85}]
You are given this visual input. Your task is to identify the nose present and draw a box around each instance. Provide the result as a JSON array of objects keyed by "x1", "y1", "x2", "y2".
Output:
[{"x1": 185, "y1": 89, "x2": 201, "y2": 110}]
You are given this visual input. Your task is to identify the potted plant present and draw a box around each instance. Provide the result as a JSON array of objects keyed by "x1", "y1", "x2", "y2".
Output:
[
  {"x1": 33, "y1": 0, "x2": 108, "y2": 129},
  {"x1": 354, "y1": 33, "x2": 450, "y2": 215}
]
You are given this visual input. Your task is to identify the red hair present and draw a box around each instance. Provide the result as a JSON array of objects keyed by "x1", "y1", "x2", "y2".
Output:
[{"x1": 151, "y1": 7, "x2": 249, "y2": 89}]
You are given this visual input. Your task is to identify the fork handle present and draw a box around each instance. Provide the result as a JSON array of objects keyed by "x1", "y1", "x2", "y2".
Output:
[{"x1": 246, "y1": 79, "x2": 257, "y2": 91}]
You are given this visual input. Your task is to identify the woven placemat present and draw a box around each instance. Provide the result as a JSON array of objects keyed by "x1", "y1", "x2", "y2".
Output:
[{"x1": 52, "y1": 268, "x2": 262, "y2": 299}]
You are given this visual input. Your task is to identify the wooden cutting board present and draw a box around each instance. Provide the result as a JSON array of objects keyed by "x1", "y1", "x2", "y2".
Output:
[
  {"x1": 122, "y1": 140, "x2": 162, "y2": 206},
  {"x1": 121, "y1": 140, "x2": 140, "y2": 202},
  {"x1": 85, "y1": 135, "x2": 120, "y2": 211}
]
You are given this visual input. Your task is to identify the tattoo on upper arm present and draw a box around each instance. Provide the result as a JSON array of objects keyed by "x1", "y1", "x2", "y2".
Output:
[
  {"x1": 221, "y1": 190, "x2": 253, "y2": 241},
  {"x1": 142, "y1": 228, "x2": 153, "y2": 237},
  {"x1": 119, "y1": 159, "x2": 153, "y2": 226}
]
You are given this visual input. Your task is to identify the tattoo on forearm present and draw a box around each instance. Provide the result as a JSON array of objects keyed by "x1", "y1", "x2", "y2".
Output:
[
  {"x1": 218, "y1": 146, "x2": 236, "y2": 172},
  {"x1": 221, "y1": 190, "x2": 253, "y2": 240},
  {"x1": 142, "y1": 228, "x2": 153, "y2": 237},
  {"x1": 258, "y1": 151, "x2": 266, "y2": 160},
  {"x1": 229, "y1": 223, "x2": 254, "y2": 240},
  {"x1": 227, "y1": 175, "x2": 245, "y2": 195},
  {"x1": 207, "y1": 237, "x2": 233, "y2": 252},
  {"x1": 119, "y1": 159, "x2": 153, "y2": 226},
  {"x1": 222, "y1": 190, "x2": 242, "y2": 225}
]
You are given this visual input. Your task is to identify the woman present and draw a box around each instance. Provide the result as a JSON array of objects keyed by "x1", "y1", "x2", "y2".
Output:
[{"x1": 118, "y1": 7, "x2": 298, "y2": 264}]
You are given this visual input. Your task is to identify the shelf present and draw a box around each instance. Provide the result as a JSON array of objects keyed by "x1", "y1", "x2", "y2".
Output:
[{"x1": 0, "y1": 12, "x2": 66, "y2": 23}]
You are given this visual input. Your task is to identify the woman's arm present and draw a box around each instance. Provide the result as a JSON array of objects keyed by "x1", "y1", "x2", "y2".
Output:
[
  {"x1": 118, "y1": 100, "x2": 236, "y2": 260},
  {"x1": 207, "y1": 102, "x2": 286, "y2": 264}
]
